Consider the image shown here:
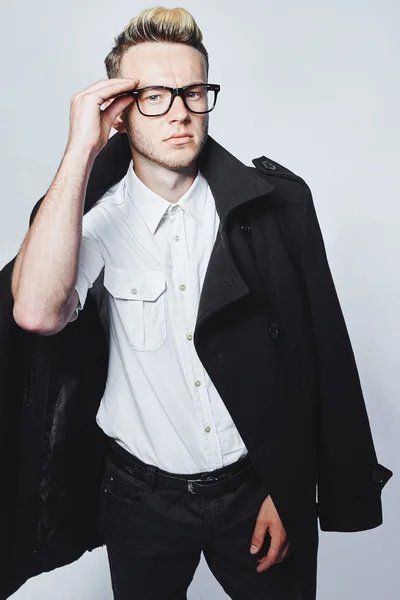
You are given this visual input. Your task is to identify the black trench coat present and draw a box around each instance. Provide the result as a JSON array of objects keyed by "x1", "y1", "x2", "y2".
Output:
[{"x1": 0, "y1": 132, "x2": 393, "y2": 600}]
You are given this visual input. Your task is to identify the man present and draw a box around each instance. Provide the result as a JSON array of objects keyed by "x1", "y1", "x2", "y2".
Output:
[{"x1": 3, "y1": 5, "x2": 392, "y2": 600}]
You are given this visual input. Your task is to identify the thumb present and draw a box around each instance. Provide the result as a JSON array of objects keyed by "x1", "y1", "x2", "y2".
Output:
[
  {"x1": 102, "y1": 94, "x2": 135, "y2": 124},
  {"x1": 258, "y1": 528, "x2": 281, "y2": 570}
]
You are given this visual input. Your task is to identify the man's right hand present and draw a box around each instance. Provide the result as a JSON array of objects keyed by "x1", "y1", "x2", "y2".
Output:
[{"x1": 66, "y1": 78, "x2": 140, "y2": 157}]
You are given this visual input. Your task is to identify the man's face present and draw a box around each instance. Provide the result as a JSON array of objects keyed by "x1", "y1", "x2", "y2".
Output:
[{"x1": 117, "y1": 41, "x2": 209, "y2": 170}]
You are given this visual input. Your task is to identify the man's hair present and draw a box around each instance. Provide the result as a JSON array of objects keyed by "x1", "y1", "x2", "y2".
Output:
[{"x1": 104, "y1": 6, "x2": 209, "y2": 80}]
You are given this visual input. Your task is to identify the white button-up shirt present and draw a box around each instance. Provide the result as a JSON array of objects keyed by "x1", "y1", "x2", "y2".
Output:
[{"x1": 70, "y1": 160, "x2": 248, "y2": 473}]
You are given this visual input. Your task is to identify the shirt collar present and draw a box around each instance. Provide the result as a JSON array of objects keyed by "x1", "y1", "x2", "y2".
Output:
[{"x1": 124, "y1": 160, "x2": 208, "y2": 235}]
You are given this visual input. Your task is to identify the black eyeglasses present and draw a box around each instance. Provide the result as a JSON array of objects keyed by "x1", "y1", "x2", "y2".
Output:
[{"x1": 120, "y1": 83, "x2": 220, "y2": 117}]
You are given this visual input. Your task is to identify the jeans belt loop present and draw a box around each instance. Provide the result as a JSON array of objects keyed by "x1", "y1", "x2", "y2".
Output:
[{"x1": 146, "y1": 465, "x2": 157, "y2": 490}]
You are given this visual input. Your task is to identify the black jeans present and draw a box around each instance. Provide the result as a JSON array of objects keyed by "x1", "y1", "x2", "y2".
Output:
[{"x1": 97, "y1": 441, "x2": 299, "y2": 600}]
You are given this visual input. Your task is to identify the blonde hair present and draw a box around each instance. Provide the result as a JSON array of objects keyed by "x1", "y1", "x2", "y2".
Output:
[{"x1": 104, "y1": 6, "x2": 209, "y2": 79}]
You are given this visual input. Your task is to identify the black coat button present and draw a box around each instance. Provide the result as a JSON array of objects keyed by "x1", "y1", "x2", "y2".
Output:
[
  {"x1": 262, "y1": 159, "x2": 277, "y2": 171},
  {"x1": 240, "y1": 224, "x2": 252, "y2": 236},
  {"x1": 372, "y1": 469, "x2": 384, "y2": 484},
  {"x1": 268, "y1": 323, "x2": 280, "y2": 339},
  {"x1": 213, "y1": 354, "x2": 225, "y2": 363}
]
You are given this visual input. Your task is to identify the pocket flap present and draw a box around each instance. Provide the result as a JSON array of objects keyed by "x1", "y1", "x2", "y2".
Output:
[{"x1": 104, "y1": 267, "x2": 166, "y2": 301}]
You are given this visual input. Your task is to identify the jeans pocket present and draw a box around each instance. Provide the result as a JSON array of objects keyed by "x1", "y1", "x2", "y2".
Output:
[{"x1": 104, "y1": 459, "x2": 152, "y2": 507}]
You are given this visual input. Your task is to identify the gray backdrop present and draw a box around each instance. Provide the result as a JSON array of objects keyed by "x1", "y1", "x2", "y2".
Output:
[{"x1": 1, "y1": 1, "x2": 398, "y2": 598}]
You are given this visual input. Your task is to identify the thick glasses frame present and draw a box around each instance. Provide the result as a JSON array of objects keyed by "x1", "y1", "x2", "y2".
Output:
[{"x1": 122, "y1": 83, "x2": 221, "y2": 117}]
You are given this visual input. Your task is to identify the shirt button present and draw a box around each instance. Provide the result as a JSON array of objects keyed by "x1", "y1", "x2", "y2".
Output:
[
  {"x1": 179, "y1": 284, "x2": 186, "y2": 291},
  {"x1": 131, "y1": 288, "x2": 137, "y2": 295},
  {"x1": 195, "y1": 380, "x2": 201, "y2": 387},
  {"x1": 174, "y1": 235, "x2": 180, "y2": 241},
  {"x1": 205, "y1": 426, "x2": 211, "y2": 433},
  {"x1": 186, "y1": 334, "x2": 193, "y2": 341}
]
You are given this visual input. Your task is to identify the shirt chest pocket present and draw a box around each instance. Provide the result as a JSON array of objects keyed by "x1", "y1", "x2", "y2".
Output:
[{"x1": 103, "y1": 267, "x2": 167, "y2": 351}]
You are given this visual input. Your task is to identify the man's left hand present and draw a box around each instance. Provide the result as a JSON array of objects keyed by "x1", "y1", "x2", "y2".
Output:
[{"x1": 250, "y1": 494, "x2": 291, "y2": 572}]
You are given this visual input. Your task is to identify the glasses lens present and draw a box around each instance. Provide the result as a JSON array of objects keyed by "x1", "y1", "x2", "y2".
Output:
[
  {"x1": 183, "y1": 85, "x2": 216, "y2": 113},
  {"x1": 137, "y1": 87, "x2": 172, "y2": 116}
]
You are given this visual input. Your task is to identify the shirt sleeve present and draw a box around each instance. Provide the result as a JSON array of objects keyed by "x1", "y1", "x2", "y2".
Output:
[{"x1": 68, "y1": 206, "x2": 105, "y2": 323}]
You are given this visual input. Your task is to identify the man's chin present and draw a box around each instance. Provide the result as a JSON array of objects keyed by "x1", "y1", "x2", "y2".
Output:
[
  {"x1": 156, "y1": 144, "x2": 201, "y2": 169},
  {"x1": 128, "y1": 130, "x2": 207, "y2": 170},
  {"x1": 160, "y1": 157, "x2": 197, "y2": 170}
]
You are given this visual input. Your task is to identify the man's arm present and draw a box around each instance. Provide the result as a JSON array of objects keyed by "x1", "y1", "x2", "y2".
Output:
[
  {"x1": 300, "y1": 183, "x2": 393, "y2": 531},
  {"x1": 11, "y1": 77, "x2": 140, "y2": 335},
  {"x1": 12, "y1": 147, "x2": 97, "y2": 334}
]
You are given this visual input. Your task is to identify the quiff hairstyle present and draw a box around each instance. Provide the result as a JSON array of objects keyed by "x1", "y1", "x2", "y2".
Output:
[{"x1": 104, "y1": 6, "x2": 209, "y2": 80}]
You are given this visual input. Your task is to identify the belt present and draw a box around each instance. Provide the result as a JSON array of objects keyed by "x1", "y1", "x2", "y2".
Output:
[{"x1": 108, "y1": 439, "x2": 256, "y2": 496}]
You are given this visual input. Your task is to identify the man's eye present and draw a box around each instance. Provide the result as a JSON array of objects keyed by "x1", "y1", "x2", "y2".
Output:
[{"x1": 140, "y1": 91, "x2": 165, "y2": 103}]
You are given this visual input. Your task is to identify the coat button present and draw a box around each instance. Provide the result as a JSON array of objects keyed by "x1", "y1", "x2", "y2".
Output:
[
  {"x1": 240, "y1": 224, "x2": 252, "y2": 236},
  {"x1": 213, "y1": 354, "x2": 225, "y2": 363},
  {"x1": 268, "y1": 323, "x2": 280, "y2": 339},
  {"x1": 262, "y1": 159, "x2": 277, "y2": 171},
  {"x1": 372, "y1": 469, "x2": 384, "y2": 484}
]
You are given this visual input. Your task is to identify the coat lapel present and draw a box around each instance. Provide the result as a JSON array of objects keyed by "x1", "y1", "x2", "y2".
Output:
[
  {"x1": 194, "y1": 136, "x2": 274, "y2": 329},
  {"x1": 85, "y1": 132, "x2": 275, "y2": 330}
]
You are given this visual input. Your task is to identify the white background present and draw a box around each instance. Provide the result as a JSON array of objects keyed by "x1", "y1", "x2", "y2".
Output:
[{"x1": 1, "y1": 1, "x2": 398, "y2": 598}]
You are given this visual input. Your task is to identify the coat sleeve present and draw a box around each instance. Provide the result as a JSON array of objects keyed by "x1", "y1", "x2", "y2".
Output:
[{"x1": 300, "y1": 183, "x2": 393, "y2": 532}]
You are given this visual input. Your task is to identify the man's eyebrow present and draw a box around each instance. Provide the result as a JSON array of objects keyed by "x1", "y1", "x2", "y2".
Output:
[{"x1": 139, "y1": 80, "x2": 206, "y2": 88}]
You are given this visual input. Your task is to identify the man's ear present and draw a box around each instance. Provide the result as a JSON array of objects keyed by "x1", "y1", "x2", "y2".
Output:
[
  {"x1": 101, "y1": 98, "x2": 129, "y2": 133},
  {"x1": 111, "y1": 112, "x2": 128, "y2": 134}
]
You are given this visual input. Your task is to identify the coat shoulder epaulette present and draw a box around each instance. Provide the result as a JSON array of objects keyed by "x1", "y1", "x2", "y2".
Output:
[
  {"x1": 250, "y1": 155, "x2": 308, "y2": 210},
  {"x1": 251, "y1": 155, "x2": 303, "y2": 182}
]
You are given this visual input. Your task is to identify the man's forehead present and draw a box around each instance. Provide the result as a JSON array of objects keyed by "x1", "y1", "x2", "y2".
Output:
[{"x1": 120, "y1": 43, "x2": 205, "y2": 82}]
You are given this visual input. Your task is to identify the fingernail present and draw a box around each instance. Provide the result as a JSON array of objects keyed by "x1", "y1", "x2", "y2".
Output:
[{"x1": 250, "y1": 545, "x2": 258, "y2": 553}]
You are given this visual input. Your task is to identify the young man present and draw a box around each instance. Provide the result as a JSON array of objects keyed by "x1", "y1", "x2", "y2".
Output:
[{"x1": 7, "y1": 6, "x2": 392, "y2": 600}]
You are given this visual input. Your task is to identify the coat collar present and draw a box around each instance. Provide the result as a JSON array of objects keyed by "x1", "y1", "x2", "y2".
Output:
[
  {"x1": 84, "y1": 132, "x2": 275, "y2": 332},
  {"x1": 85, "y1": 132, "x2": 274, "y2": 224}
]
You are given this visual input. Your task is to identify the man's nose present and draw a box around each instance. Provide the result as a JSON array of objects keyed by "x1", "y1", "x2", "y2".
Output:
[{"x1": 168, "y1": 94, "x2": 190, "y2": 119}]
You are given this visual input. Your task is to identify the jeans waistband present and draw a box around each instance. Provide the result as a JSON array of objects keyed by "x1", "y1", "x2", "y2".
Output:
[{"x1": 108, "y1": 438, "x2": 255, "y2": 496}]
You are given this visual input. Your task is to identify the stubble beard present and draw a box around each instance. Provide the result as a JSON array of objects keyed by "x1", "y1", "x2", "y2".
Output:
[{"x1": 125, "y1": 118, "x2": 209, "y2": 171}]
